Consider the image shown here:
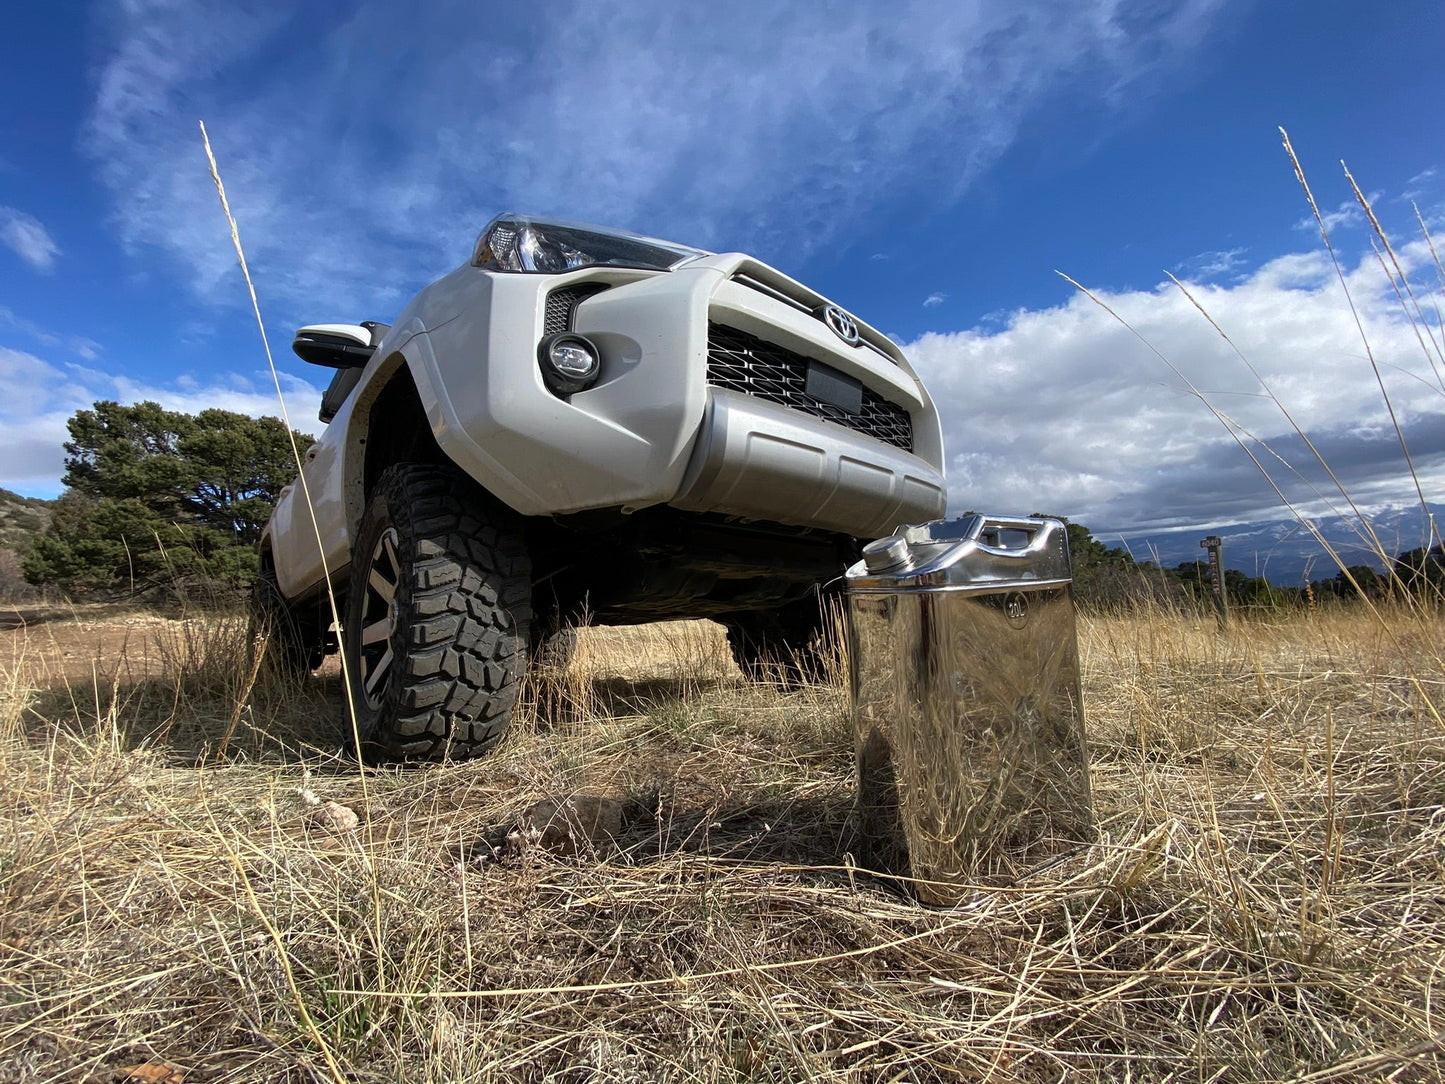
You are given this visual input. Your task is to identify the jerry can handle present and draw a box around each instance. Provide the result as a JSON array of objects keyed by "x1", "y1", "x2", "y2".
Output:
[{"x1": 969, "y1": 515, "x2": 1061, "y2": 560}]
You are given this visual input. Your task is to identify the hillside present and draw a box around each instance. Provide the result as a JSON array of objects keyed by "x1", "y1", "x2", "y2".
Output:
[{"x1": 0, "y1": 488, "x2": 54, "y2": 599}]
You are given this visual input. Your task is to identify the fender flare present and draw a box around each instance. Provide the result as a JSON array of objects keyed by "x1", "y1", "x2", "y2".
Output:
[{"x1": 338, "y1": 323, "x2": 548, "y2": 543}]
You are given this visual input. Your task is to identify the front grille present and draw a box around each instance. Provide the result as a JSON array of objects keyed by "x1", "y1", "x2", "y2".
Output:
[
  {"x1": 730, "y1": 272, "x2": 900, "y2": 367},
  {"x1": 707, "y1": 323, "x2": 914, "y2": 452},
  {"x1": 544, "y1": 283, "x2": 610, "y2": 335}
]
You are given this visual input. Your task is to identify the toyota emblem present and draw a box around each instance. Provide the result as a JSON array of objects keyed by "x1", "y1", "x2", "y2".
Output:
[{"x1": 822, "y1": 305, "x2": 862, "y2": 346}]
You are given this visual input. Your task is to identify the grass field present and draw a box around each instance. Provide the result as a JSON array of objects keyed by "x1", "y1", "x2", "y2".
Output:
[{"x1": 1, "y1": 604, "x2": 1443, "y2": 1082}]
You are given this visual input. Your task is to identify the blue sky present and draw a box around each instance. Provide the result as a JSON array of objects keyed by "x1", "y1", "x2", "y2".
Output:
[{"x1": 3, "y1": 0, "x2": 1444, "y2": 552}]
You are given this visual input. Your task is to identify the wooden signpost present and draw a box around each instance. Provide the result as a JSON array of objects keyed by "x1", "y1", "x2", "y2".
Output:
[{"x1": 1200, "y1": 535, "x2": 1227, "y2": 630}]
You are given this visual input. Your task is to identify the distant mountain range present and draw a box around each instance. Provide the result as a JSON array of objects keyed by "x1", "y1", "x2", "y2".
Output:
[{"x1": 1114, "y1": 503, "x2": 1445, "y2": 586}]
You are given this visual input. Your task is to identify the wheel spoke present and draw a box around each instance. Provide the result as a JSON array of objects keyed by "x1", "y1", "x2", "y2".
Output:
[
  {"x1": 381, "y1": 532, "x2": 399, "y2": 578},
  {"x1": 361, "y1": 616, "x2": 392, "y2": 646},
  {"x1": 364, "y1": 645, "x2": 394, "y2": 696},
  {"x1": 358, "y1": 528, "x2": 402, "y2": 708},
  {"x1": 368, "y1": 565, "x2": 395, "y2": 604}
]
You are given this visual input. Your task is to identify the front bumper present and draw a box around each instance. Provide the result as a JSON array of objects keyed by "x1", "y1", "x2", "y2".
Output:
[
  {"x1": 416, "y1": 252, "x2": 946, "y2": 535},
  {"x1": 673, "y1": 390, "x2": 945, "y2": 539}
]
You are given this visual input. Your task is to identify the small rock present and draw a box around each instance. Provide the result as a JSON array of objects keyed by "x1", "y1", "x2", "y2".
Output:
[
  {"x1": 97, "y1": 1063, "x2": 185, "y2": 1084},
  {"x1": 513, "y1": 796, "x2": 623, "y2": 857},
  {"x1": 308, "y1": 800, "x2": 360, "y2": 832}
]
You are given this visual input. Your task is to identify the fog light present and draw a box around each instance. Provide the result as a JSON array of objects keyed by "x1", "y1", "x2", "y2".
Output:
[{"x1": 538, "y1": 333, "x2": 601, "y2": 396}]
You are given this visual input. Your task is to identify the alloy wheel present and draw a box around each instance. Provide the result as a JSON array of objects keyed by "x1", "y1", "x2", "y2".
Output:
[{"x1": 359, "y1": 526, "x2": 400, "y2": 708}]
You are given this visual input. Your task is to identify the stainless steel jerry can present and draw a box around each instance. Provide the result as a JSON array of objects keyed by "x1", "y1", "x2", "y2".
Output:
[{"x1": 846, "y1": 515, "x2": 1093, "y2": 903}]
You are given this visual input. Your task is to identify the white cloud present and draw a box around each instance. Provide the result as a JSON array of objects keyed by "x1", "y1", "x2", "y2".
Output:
[
  {"x1": 82, "y1": 0, "x2": 1231, "y2": 319},
  {"x1": 1401, "y1": 168, "x2": 1439, "y2": 201},
  {"x1": 0, "y1": 348, "x2": 101, "y2": 491},
  {"x1": 110, "y1": 374, "x2": 322, "y2": 428},
  {"x1": 1293, "y1": 196, "x2": 1369, "y2": 235},
  {"x1": 0, "y1": 345, "x2": 321, "y2": 494},
  {"x1": 1397, "y1": 168, "x2": 1445, "y2": 232},
  {"x1": 0, "y1": 307, "x2": 102, "y2": 359},
  {"x1": 923, "y1": 292, "x2": 947, "y2": 308},
  {"x1": 0, "y1": 207, "x2": 60, "y2": 272},
  {"x1": 905, "y1": 241, "x2": 1445, "y2": 532},
  {"x1": 1175, "y1": 247, "x2": 1246, "y2": 279}
]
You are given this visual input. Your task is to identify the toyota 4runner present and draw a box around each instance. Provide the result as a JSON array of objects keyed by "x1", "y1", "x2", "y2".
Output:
[{"x1": 258, "y1": 214, "x2": 946, "y2": 760}]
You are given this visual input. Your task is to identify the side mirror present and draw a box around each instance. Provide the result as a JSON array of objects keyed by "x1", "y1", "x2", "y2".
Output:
[{"x1": 292, "y1": 324, "x2": 376, "y2": 369}]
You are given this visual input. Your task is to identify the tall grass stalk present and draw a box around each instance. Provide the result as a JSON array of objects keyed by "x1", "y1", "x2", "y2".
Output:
[{"x1": 199, "y1": 122, "x2": 390, "y2": 999}]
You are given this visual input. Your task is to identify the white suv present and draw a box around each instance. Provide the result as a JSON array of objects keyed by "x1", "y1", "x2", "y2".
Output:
[{"x1": 258, "y1": 215, "x2": 946, "y2": 760}]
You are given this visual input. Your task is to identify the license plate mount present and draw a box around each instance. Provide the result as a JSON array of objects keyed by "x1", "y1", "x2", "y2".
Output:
[{"x1": 805, "y1": 362, "x2": 864, "y2": 414}]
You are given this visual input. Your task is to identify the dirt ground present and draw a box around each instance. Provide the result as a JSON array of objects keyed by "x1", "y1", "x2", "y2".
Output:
[
  {"x1": 0, "y1": 605, "x2": 724, "y2": 690},
  {"x1": 1, "y1": 606, "x2": 213, "y2": 687}
]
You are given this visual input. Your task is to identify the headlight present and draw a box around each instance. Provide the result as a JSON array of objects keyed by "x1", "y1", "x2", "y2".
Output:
[{"x1": 473, "y1": 214, "x2": 708, "y2": 274}]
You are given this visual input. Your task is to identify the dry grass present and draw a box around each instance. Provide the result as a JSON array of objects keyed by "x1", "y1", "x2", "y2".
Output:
[{"x1": 1, "y1": 607, "x2": 1443, "y2": 1082}]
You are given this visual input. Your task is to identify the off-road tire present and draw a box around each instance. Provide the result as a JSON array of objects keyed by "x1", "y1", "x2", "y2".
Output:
[
  {"x1": 530, "y1": 627, "x2": 579, "y2": 673},
  {"x1": 344, "y1": 464, "x2": 532, "y2": 762},
  {"x1": 721, "y1": 594, "x2": 839, "y2": 687},
  {"x1": 250, "y1": 563, "x2": 324, "y2": 680}
]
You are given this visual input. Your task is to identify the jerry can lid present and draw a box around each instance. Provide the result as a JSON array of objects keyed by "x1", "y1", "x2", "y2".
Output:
[{"x1": 846, "y1": 514, "x2": 1073, "y2": 593}]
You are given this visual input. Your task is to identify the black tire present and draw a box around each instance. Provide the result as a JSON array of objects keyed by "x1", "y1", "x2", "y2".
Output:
[
  {"x1": 344, "y1": 464, "x2": 532, "y2": 762},
  {"x1": 250, "y1": 563, "x2": 323, "y2": 680},
  {"x1": 530, "y1": 626, "x2": 579, "y2": 673},
  {"x1": 721, "y1": 594, "x2": 839, "y2": 687}
]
